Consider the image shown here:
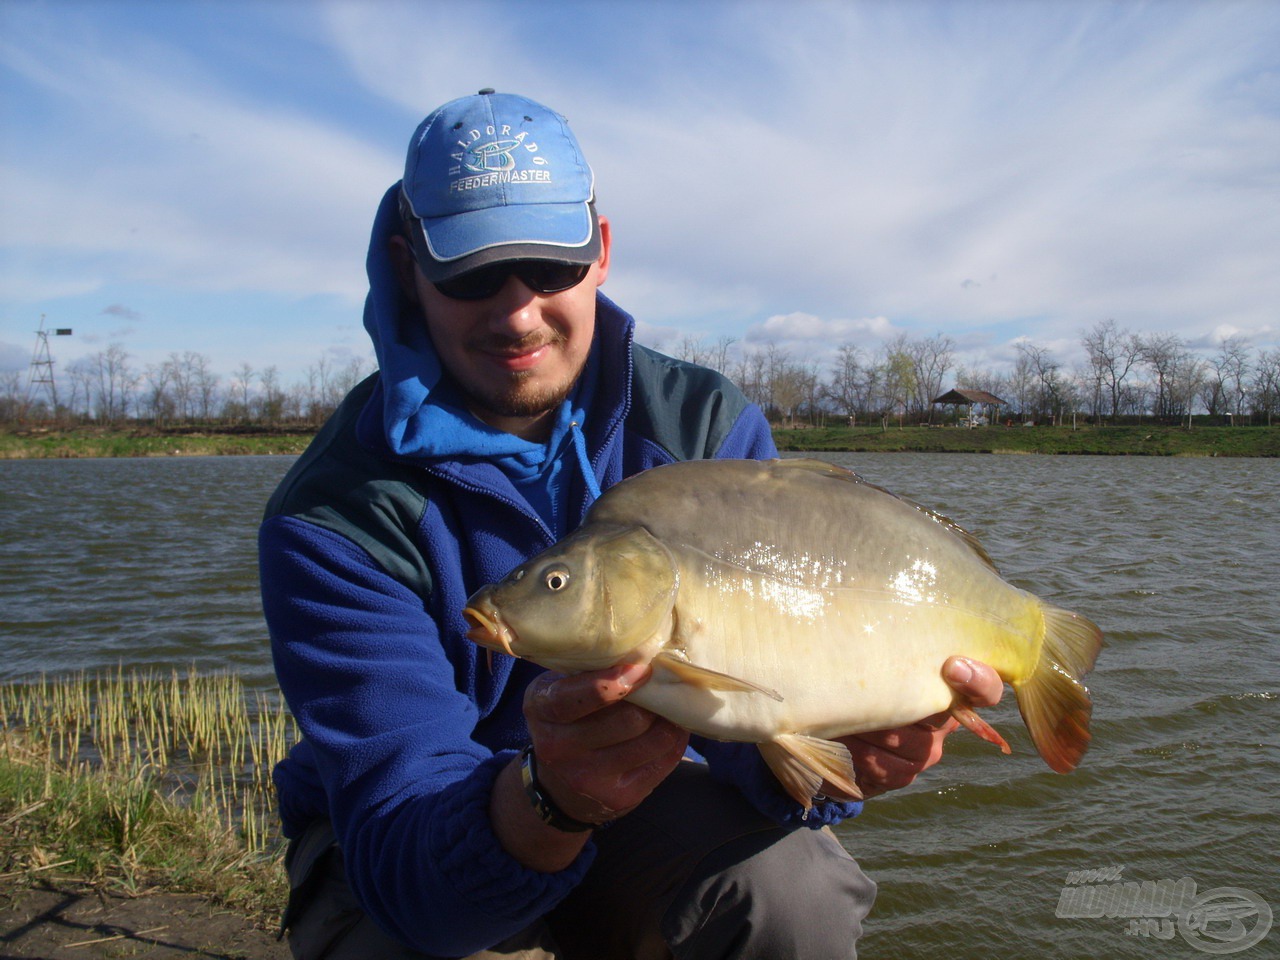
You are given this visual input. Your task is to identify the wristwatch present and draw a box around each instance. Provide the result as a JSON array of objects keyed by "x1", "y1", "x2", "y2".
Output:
[{"x1": 520, "y1": 744, "x2": 597, "y2": 833}]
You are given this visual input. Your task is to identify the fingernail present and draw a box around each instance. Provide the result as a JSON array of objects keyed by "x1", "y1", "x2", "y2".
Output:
[
  {"x1": 946, "y1": 657, "x2": 974, "y2": 684},
  {"x1": 615, "y1": 662, "x2": 648, "y2": 691}
]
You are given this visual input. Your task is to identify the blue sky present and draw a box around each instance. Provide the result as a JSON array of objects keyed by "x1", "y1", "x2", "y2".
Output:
[{"x1": 2, "y1": 0, "x2": 1278, "y2": 387}]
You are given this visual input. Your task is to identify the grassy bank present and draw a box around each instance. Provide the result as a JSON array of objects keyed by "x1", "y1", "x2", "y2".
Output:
[
  {"x1": 0, "y1": 669, "x2": 296, "y2": 926},
  {"x1": 772, "y1": 424, "x2": 1280, "y2": 457},
  {"x1": 0, "y1": 425, "x2": 315, "y2": 459},
  {"x1": 3, "y1": 423, "x2": 1277, "y2": 458}
]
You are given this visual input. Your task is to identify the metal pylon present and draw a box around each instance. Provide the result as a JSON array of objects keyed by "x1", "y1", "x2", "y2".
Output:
[{"x1": 25, "y1": 315, "x2": 70, "y2": 417}]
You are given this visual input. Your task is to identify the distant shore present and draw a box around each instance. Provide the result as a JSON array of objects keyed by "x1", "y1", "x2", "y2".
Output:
[
  {"x1": 1, "y1": 423, "x2": 1277, "y2": 459},
  {"x1": 771, "y1": 423, "x2": 1279, "y2": 457}
]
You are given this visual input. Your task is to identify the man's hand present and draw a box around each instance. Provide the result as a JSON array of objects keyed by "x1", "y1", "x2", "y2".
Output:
[
  {"x1": 523, "y1": 663, "x2": 690, "y2": 824},
  {"x1": 837, "y1": 657, "x2": 1005, "y2": 799},
  {"x1": 491, "y1": 662, "x2": 688, "y2": 872}
]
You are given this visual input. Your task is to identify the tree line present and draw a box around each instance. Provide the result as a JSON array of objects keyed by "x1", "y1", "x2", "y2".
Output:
[
  {"x1": 3, "y1": 346, "x2": 374, "y2": 427},
  {"x1": 5, "y1": 318, "x2": 1277, "y2": 429},
  {"x1": 665, "y1": 319, "x2": 1279, "y2": 427}
]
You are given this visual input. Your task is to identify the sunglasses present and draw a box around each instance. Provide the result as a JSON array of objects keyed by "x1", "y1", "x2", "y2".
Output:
[{"x1": 432, "y1": 260, "x2": 592, "y2": 301}]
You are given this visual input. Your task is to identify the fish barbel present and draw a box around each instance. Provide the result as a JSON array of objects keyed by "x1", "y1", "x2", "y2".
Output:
[{"x1": 464, "y1": 458, "x2": 1102, "y2": 808}]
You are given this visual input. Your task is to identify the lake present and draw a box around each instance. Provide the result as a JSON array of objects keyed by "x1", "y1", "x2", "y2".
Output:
[{"x1": 1, "y1": 452, "x2": 1276, "y2": 957}]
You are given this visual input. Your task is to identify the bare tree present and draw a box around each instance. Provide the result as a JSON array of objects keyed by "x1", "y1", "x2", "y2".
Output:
[
  {"x1": 0, "y1": 369, "x2": 24, "y2": 422},
  {"x1": 762, "y1": 344, "x2": 794, "y2": 422},
  {"x1": 64, "y1": 358, "x2": 94, "y2": 420},
  {"x1": 827, "y1": 344, "x2": 866, "y2": 423},
  {"x1": 89, "y1": 344, "x2": 137, "y2": 424},
  {"x1": 1250, "y1": 349, "x2": 1279, "y2": 426},
  {"x1": 1169, "y1": 349, "x2": 1208, "y2": 428},
  {"x1": 1082, "y1": 319, "x2": 1142, "y2": 423},
  {"x1": 228, "y1": 363, "x2": 255, "y2": 422},
  {"x1": 706, "y1": 336, "x2": 737, "y2": 376},
  {"x1": 771, "y1": 360, "x2": 814, "y2": 426},
  {"x1": 141, "y1": 361, "x2": 175, "y2": 426},
  {"x1": 905, "y1": 333, "x2": 955, "y2": 422},
  {"x1": 673, "y1": 336, "x2": 711, "y2": 368},
  {"x1": 258, "y1": 365, "x2": 286, "y2": 424},
  {"x1": 1137, "y1": 333, "x2": 1180, "y2": 420},
  {"x1": 165, "y1": 351, "x2": 205, "y2": 421},
  {"x1": 1216, "y1": 336, "x2": 1251, "y2": 422},
  {"x1": 190, "y1": 353, "x2": 219, "y2": 421},
  {"x1": 333, "y1": 356, "x2": 370, "y2": 402},
  {"x1": 1008, "y1": 350, "x2": 1035, "y2": 422},
  {"x1": 1016, "y1": 341, "x2": 1067, "y2": 425}
]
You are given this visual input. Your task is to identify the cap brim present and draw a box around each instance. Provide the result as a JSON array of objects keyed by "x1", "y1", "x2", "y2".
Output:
[{"x1": 412, "y1": 203, "x2": 600, "y2": 282}]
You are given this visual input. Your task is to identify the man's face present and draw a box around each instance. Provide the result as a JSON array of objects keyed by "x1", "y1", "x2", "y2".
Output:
[{"x1": 398, "y1": 218, "x2": 611, "y2": 439}]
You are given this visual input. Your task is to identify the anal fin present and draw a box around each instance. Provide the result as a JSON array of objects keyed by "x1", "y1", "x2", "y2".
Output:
[
  {"x1": 652, "y1": 651, "x2": 783, "y2": 702},
  {"x1": 951, "y1": 705, "x2": 1011, "y2": 754},
  {"x1": 759, "y1": 734, "x2": 863, "y2": 809}
]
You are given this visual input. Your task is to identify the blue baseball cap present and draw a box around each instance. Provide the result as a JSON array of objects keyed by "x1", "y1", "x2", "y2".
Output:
[{"x1": 399, "y1": 89, "x2": 600, "y2": 282}]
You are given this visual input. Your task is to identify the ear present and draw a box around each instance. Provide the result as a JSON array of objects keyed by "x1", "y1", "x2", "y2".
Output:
[
  {"x1": 593, "y1": 215, "x2": 612, "y2": 288},
  {"x1": 387, "y1": 234, "x2": 422, "y2": 304}
]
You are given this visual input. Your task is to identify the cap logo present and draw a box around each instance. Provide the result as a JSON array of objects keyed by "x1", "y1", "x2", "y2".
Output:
[{"x1": 449, "y1": 126, "x2": 551, "y2": 193}]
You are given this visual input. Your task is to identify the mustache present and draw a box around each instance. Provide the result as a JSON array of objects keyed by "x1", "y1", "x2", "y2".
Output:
[{"x1": 469, "y1": 331, "x2": 567, "y2": 354}]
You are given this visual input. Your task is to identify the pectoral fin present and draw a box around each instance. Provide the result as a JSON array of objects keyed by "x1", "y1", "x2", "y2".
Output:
[
  {"x1": 759, "y1": 734, "x2": 863, "y2": 809},
  {"x1": 651, "y1": 651, "x2": 783, "y2": 702}
]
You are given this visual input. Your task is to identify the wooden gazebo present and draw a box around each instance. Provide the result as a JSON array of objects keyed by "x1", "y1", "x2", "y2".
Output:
[{"x1": 931, "y1": 389, "x2": 1006, "y2": 425}]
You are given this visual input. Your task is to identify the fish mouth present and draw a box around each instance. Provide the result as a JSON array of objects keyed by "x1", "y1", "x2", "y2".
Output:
[{"x1": 462, "y1": 605, "x2": 518, "y2": 659}]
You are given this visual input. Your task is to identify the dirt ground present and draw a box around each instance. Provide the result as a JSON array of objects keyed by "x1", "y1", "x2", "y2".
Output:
[{"x1": 0, "y1": 882, "x2": 289, "y2": 960}]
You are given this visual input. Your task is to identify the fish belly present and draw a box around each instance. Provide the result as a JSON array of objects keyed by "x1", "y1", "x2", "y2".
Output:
[{"x1": 629, "y1": 554, "x2": 1042, "y2": 745}]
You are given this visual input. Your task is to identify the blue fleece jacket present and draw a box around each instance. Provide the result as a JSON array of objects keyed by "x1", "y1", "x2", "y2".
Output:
[{"x1": 259, "y1": 184, "x2": 861, "y2": 956}]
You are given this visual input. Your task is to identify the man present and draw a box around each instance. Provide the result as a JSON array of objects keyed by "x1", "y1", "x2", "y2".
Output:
[{"x1": 260, "y1": 90, "x2": 1003, "y2": 959}]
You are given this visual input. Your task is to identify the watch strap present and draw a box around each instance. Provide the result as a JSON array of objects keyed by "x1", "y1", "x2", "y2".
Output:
[{"x1": 520, "y1": 744, "x2": 597, "y2": 833}]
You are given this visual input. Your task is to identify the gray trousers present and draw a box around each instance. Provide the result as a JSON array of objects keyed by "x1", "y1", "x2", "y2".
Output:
[{"x1": 282, "y1": 762, "x2": 876, "y2": 960}]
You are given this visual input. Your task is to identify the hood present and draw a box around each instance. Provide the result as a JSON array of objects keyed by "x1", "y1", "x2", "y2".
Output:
[
  {"x1": 360, "y1": 183, "x2": 603, "y2": 467},
  {"x1": 356, "y1": 183, "x2": 632, "y2": 528}
]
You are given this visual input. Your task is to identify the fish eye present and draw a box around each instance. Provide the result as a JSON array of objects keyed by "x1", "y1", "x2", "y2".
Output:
[{"x1": 544, "y1": 568, "x2": 571, "y2": 592}]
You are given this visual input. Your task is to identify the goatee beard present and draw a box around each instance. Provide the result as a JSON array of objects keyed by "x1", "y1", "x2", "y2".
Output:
[
  {"x1": 462, "y1": 331, "x2": 578, "y2": 420},
  {"x1": 468, "y1": 373, "x2": 578, "y2": 419}
]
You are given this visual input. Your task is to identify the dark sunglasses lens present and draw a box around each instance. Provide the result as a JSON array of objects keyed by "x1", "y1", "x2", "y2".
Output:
[
  {"x1": 434, "y1": 263, "x2": 510, "y2": 301},
  {"x1": 433, "y1": 262, "x2": 590, "y2": 301},
  {"x1": 520, "y1": 262, "x2": 591, "y2": 294}
]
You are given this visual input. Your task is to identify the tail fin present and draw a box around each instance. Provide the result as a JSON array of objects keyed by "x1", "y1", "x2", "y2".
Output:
[{"x1": 1013, "y1": 603, "x2": 1103, "y2": 773}]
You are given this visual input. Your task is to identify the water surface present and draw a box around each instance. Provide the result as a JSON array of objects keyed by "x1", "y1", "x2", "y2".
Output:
[{"x1": 1, "y1": 452, "x2": 1276, "y2": 956}]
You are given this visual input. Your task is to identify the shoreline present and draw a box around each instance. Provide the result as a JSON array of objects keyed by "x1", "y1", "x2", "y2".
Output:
[
  {"x1": 1, "y1": 881, "x2": 289, "y2": 959},
  {"x1": 2, "y1": 424, "x2": 1277, "y2": 459},
  {"x1": 1, "y1": 670, "x2": 292, "y2": 956}
]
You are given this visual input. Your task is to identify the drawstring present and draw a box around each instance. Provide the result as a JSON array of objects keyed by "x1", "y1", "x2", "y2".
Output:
[{"x1": 570, "y1": 421, "x2": 602, "y2": 504}]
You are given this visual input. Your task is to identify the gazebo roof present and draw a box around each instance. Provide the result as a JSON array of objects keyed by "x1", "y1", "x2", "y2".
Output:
[{"x1": 932, "y1": 388, "x2": 1006, "y2": 406}]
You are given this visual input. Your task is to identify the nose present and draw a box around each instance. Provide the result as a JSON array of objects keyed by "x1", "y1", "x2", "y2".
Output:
[{"x1": 484, "y1": 275, "x2": 545, "y2": 338}]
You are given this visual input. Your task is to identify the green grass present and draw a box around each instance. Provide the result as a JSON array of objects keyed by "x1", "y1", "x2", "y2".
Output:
[
  {"x1": 0, "y1": 426, "x2": 314, "y2": 459},
  {"x1": 772, "y1": 424, "x2": 1280, "y2": 457},
  {"x1": 0, "y1": 668, "x2": 296, "y2": 924},
  {"x1": 4, "y1": 423, "x2": 1276, "y2": 458}
]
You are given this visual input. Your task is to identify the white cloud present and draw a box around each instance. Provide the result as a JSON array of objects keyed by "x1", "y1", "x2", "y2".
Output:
[
  {"x1": 746, "y1": 312, "x2": 897, "y2": 347},
  {"x1": 2, "y1": 0, "x2": 1277, "y2": 385},
  {"x1": 0, "y1": 27, "x2": 393, "y2": 305}
]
